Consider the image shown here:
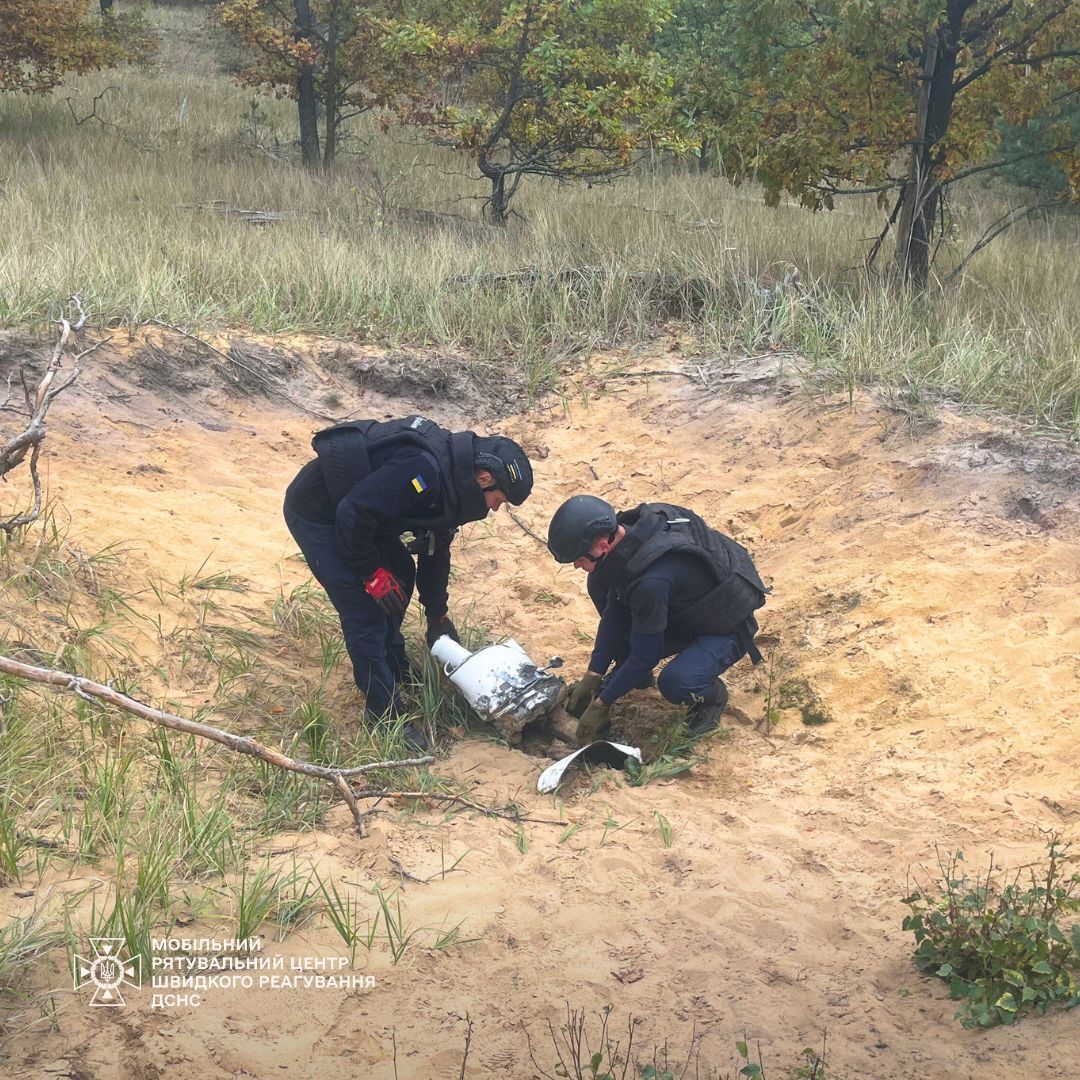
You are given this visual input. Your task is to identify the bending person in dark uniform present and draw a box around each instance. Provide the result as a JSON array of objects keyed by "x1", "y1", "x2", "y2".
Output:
[
  {"x1": 284, "y1": 415, "x2": 533, "y2": 750},
  {"x1": 547, "y1": 496, "x2": 767, "y2": 744}
]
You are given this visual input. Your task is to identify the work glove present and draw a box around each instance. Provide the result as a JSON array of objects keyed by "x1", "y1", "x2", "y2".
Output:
[
  {"x1": 576, "y1": 698, "x2": 612, "y2": 744},
  {"x1": 426, "y1": 614, "x2": 459, "y2": 648},
  {"x1": 564, "y1": 672, "x2": 603, "y2": 719},
  {"x1": 363, "y1": 567, "x2": 408, "y2": 616}
]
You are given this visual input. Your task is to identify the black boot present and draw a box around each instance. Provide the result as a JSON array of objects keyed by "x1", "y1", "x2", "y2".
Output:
[
  {"x1": 365, "y1": 697, "x2": 430, "y2": 753},
  {"x1": 686, "y1": 679, "x2": 729, "y2": 738},
  {"x1": 401, "y1": 722, "x2": 430, "y2": 752},
  {"x1": 393, "y1": 659, "x2": 425, "y2": 688}
]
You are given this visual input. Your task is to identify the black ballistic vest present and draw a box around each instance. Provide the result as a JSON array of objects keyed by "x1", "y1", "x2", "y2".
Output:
[
  {"x1": 310, "y1": 416, "x2": 489, "y2": 533},
  {"x1": 612, "y1": 502, "x2": 768, "y2": 637}
]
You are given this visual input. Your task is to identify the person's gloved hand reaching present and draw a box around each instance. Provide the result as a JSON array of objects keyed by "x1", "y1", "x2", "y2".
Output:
[
  {"x1": 426, "y1": 614, "x2": 459, "y2": 647},
  {"x1": 576, "y1": 698, "x2": 611, "y2": 744},
  {"x1": 564, "y1": 672, "x2": 603, "y2": 718}
]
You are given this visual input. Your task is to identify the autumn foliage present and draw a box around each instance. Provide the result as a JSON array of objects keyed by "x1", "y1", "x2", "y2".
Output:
[
  {"x1": 216, "y1": 0, "x2": 397, "y2": 167},
  {"x1": 692, "y1": 0, "x2": 1080, "y2": 283},
  {"x1": 0, "y1": 0, "x2": 155, "y2": 94},
  {"x1": 382, "y1": 0, "x2": 676, "y2": 221}
]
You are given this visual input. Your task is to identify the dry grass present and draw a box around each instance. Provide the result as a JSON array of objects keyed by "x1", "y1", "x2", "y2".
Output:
[
  {"x1": 0, "y1": 5, "x2": 1077, "y2": 431},
  {"x1": 0, "y1": 504, "x2": 475, "y2": 1010}
]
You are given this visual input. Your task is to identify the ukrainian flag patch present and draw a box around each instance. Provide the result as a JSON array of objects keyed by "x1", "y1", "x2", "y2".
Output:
[
  {"x1": 506, "y1": 461, "x2": 521, "y2": 482},
  {"x1": 410, "y1": 475, "x2": 428, "y2": 494}
]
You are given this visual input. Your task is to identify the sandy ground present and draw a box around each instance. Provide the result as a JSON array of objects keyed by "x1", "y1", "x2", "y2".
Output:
[{"x1": 1, "y1": 331, "x2": 1078, "y2": 1078}]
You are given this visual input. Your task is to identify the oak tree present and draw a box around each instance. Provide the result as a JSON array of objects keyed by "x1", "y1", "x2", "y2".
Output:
[
  {"x1": 217, "y1": 0, "x2": 394, "y2": 167},
  {"x1": 712, "y1": 0, "x2": 1080, "y2": 286},
  {"x1": 383, "y1": 0, "x2": 674, "y2": 222},
  {"x1": 656, "y1": 0, "x2": 741, "y2": 173}
]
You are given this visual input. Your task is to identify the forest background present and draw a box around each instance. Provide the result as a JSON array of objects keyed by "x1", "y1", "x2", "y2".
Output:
[{"x1": 1, "y1": 0, "x2": 1078, "y2": 434}]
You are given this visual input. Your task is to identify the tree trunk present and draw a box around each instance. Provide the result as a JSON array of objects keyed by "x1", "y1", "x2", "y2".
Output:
[
  {"x1": 483, "y1": 166, "x2": 510, "y2": 225},
  {"x1": 894, "y1": 13, "x2": 961, "y2": 288},
  {"x1": 294, "y1": 0, "x2": 321, "y2": 169},
  {"x1": 323, "y1": 1, "x2": 339, "y2": 166},
  {"x1": 902, "y1": 182, "x2": 942, "y2": 289},
  {"x1": 894, "y1": 34, "x2": 936, "y2": 287},
  {"x1": 698, "y1": 136, "x2": 710, "y2": 174}
]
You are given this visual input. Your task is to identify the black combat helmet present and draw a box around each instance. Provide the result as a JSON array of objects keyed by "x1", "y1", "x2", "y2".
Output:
[
  {"x1": 547, "y1": 495, "x2": 618, "y2": 563},
  {"x1": 474, "y1": 436, "x2": 534, "y2": 506}
]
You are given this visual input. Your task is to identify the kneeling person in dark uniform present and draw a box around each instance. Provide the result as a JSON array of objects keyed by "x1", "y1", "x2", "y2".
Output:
[
  {"x1": 284, "y1": 415, "x2": 533, "y2": 750},
  {"x1": 547, "y1": 496, "x2": 766, "y2": 744}
]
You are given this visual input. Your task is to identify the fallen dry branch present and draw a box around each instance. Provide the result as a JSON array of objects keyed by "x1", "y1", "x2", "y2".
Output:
[
  {"x1": 142, "y1": 319, "x2": 340, "y2": 422},
  {"x1": 350, "y1": 788, "x2": 567, "y2": 827},
  {"x1": 389, "y1": 206, "x2": 496, "y2": 234},
  {"x1": 0, "y1": 298, "x2": 104, "y2": 533},
  {"x1": 0, "y1": 655, "x2": 432, "y2": 837},
  {"x1": 507, "y1": 509, "x2": 547, "y2": 546},
  {"x1": 603, "y1": 369, "x2": 704, "y2": 382},
  {"x1": 208, "y1": 204, "x2": 294, "y2": 226},
  {"x1": 445, "y1": 266, "x2": 721, "y2": 315}
]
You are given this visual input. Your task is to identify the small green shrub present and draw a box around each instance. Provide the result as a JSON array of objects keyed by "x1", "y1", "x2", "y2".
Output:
[
  {"x1": 735, "y1": 1035, "x2": 830, "y2": 1079},
  {"x1": 902, "y1": 835, "x2": 1080, "y2": 1028},
  {"x1": 777, "y1": 678, "x2": 833, "y2": 727}
]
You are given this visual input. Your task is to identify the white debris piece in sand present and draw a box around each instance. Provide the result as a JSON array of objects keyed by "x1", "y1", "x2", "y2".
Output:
[{"x1": 537, "y1": 742, "x2": 643, "y2": 793}]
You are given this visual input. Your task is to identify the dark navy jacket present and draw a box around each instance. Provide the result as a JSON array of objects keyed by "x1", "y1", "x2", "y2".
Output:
[
  {"x1": 285, "y1": 444, "x2": 457, "y2": 619},
  {"x1": 590, "y1": 552, "x2": 722, "y2": 703}
]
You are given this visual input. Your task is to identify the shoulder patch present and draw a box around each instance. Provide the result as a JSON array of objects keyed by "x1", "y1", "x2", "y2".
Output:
[{"x1": 410, "y1": 474, "x2": 428, "y2": 494}]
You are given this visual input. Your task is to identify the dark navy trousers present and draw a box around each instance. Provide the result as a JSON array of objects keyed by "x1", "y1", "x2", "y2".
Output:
[
  {"x1": 284, "y1": 507, "x2": 413, "y2": 722},
  {"x1": 586, "y1": 574, "x2": 749, "y2": 706},
  {"x1": 655, "y1": 633, "x2": 747, "y2": 705}
]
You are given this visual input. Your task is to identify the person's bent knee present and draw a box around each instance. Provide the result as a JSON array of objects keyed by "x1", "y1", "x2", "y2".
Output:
[{"x1": 656, "y1": 666, "x2": 693, "y2": 705}]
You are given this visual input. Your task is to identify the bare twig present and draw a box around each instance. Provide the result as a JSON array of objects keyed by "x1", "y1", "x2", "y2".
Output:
[
  {"x1": 0, "y1": 655, "x2": 432, "y2": 836},
  {"x1": 458, "y1": 1013, "x2": 474, "y2": 1080},
  {"x1": 68, "y1": 295, "x2": 88, "y2": 331},
  {"x1": 388, "y1": 855, "x2": 427, "y2": 886},
  {"x1": 603, "y1": 369, "x2": 701, "y2": 381},
  {"x1": 334, "y1": 774, "x2": 367, "y2": 838},
  {"x1": 0, "y1": 370, "x2": 17, "y2": 411},
  {"x1": 948, "y1": 199, "x2": 1066, "y2": 281},
  {"x1": 66, "y1": 86, "x2": 120, "y2": 128},
  {"x1": 863, "y1": 187, "x2": 906, "y2": 273},
  {"x1": 1, "y1": 298, "x2": 94, "y2": 533},
  {"x1": 65, "y1": 87, "x2": 150, "y2": 150},
  {"x1": 507, "y1": 509, "x2": 546, "y2": 546}
]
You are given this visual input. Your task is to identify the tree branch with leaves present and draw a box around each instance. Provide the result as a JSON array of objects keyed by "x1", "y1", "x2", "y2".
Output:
[
  {"x1": 0, "y1": 0, "x2": 155, "y2": 94},
  {"x1": 383, "y1": 0, "x2": 678, "y2": 222},
  {"x1": 699, "y1": 0, "x2": 1079, "y2": 286}
]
